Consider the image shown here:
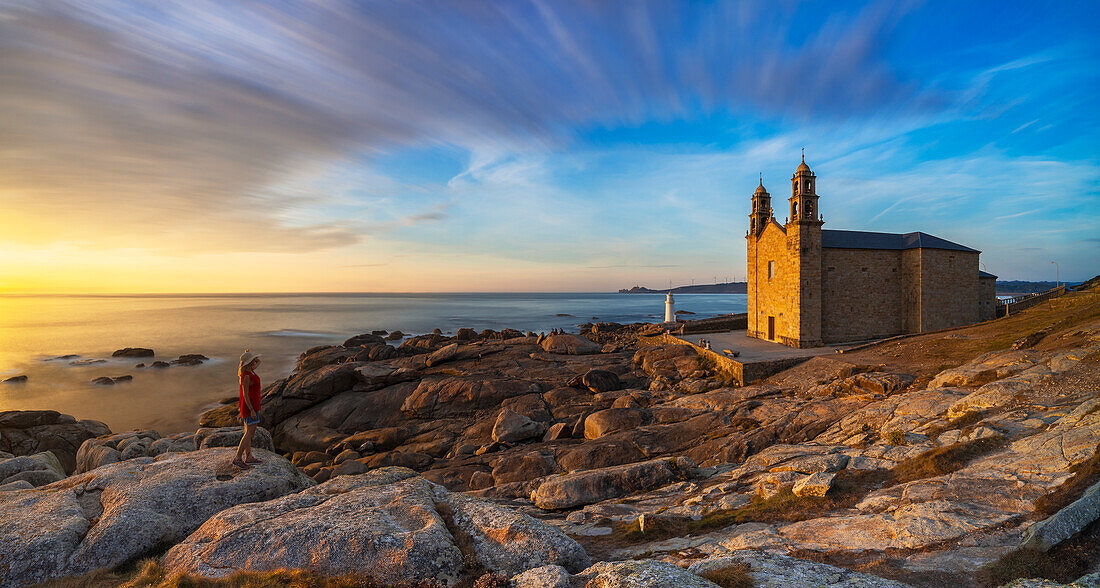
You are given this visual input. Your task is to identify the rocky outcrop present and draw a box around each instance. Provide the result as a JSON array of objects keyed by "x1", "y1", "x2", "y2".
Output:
[
  {"x1": 0, "y1": 448, "x2": 312, "y2": 587},
  {"x1": 532, "y1": 457, "x2": 696, "y2": 510},
  {"x1": 540, "y1": 334, "x2": 601, "y2": 355},
  {"x1": 574, "y1": 560, "x2": 719, "y2": 587},
  {"x1": 401, "y1": 377, "x2": 540, "y2": 419},
  {"x1": 75, "y1": 427, "x2": 274, "y2": 473},
  {"x1": 1020, "y1": 480, "x2": 1100, "y2": 551},
  {"x1": 0, "y1": 410, "x2": 110, "y2": 473},
  {"x1": 258, "y1": 362, "x2": 360, "y2": 425},
  {"x1": 491, "y1": 409, "x2": 546, "y2": 443},
  {"x1": 569, "y1": 369, "x2": 622, "y2": 393},
  {"x1": 163, "y1": 468, "x2": 587, "y2": 585},
  {"x1": 512, "y1": 565, "x2": 572, "y2": 588},
  {"x1": 689, "y1": 551, "x2": 911, "y2": 587},
  {"x1": 583, "y1": 407, "x2": 646, "y2": 439},
  {"x1": 0, "y1": 451, "x2": 66, "y2": 487}
]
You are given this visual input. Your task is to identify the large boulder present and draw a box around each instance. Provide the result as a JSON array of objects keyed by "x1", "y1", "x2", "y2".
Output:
[
  {"x1": 343, "y1": 333, "x2": 386, "y2": 348},
  {"x1": 540, "y1": 334, "x2": 601, "y2": 355},
  {"x1": 258, "y1": 362, "x2": 360, "y2": 426},
  {"x1": 0, "y1": 448, "x2": 312, "y2": 587},
  {"x1": 0, "y1": 410, "x2": 111, "y2": 473},
  {"x1": 197, "y1": 404, "x2": 241, "y2": 428},
  {"x1": 74, "y1": 430, "x2": 162, "y2": 474},
  {"x1": 575, "y1": 560, "x2": 718, "y2": 587},
  {"x1": 0, "y1": 452, "x2": 66, "y2": 487},
  {"x1": 1020, "y1": 480, "x2": 1100, "y2": 552},
  {"x1": 401, "y1": 377, "x2": 540, "y2": 419},
  {"x1": 491, "y1": 409, "x2": 547, "y2": 443},
  {"x1": 441, "y1": 491, "x2": 589, "y2": 576},
  {"x1": 163, "y1": 468, "x2": 588, "y2": 585},
  {"x1": 295, "y1": 345, "x2": 354, "y2": 372},
  {"x1": 426, "y1": 343, "x2": 461, "y2": 367},
  {"x1": 531, "y1": 457, "x2": 696, "y2": 510},
  {"x1": 354, "y1": 362, "x2": 420, "y2": 391},
  {"x1": 569, "y1": 369, "x2": 622, "y2": 393},
  {"x1": 583, "y1": 408, "x2": 646, "y2": 439}
]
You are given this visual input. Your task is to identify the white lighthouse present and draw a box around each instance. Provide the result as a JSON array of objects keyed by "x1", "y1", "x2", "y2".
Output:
[{"x1": 664, "y1": 291, "x2": 675, "y2": 323}]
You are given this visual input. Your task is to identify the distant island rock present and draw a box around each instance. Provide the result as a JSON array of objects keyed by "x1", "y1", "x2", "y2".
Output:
[
  {"x1": 619, "y1": 282, "x2": 747, "y2": 294},
  {"x1": 112, "y1": 348, "x2": 154, "y2": 358}
]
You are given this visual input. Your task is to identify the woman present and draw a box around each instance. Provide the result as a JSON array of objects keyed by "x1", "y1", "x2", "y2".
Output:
[{"x1": 233, "y1": 350, "x2": 263, "y2": 469}]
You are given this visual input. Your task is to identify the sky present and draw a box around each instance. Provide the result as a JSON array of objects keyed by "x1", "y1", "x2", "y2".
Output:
[{"x1": 0, "y1": 0, "x2": 1097, "y2": 293}]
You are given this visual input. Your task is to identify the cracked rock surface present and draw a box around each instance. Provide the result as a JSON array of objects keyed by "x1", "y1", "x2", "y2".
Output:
[
  {"x1": 0, "y1": 447, "x2": 311, "y2": 587},
  {"x1": 164, "y1": 467, "x2": 588, "y2": 585}
]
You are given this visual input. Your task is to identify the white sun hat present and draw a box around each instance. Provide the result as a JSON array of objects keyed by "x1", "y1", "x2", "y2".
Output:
[{"x1": 239, "y1": 350, "x2": 259, "y2": 368}]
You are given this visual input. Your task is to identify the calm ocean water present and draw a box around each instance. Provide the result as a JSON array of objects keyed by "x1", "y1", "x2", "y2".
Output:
[{"x1": 0, "y1": 293, "x2": 747, "y2": 434}]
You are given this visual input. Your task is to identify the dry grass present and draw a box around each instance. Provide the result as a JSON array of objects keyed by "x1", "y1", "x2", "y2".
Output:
[
  {"x1": 695, "y1": 563, "x2": 754, "y2": 588},
  {"x1": 884, "y1": 430, "x2": 907, "y2": 446},
  {"x1": 1032, "y1": 444, "x2": 1100, "y2": 518},
  {"x1": 841, "y1": 288, "x2": 1100, "y2": 380},
  {"x1": 924, "y1": 410, "x2": 988, "y2": 439},
  {"x1": 980, "y1": 520, "x2": 1100, "y2": 587},
  {"x1": 889, "y1": 436, "x2": 1006, "y2": 485},
  {"x1": 605, "y1": 436, "x2": 1008, "y2": 547}
]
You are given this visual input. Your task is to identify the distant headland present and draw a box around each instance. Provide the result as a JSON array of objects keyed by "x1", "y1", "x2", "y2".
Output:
[
  {"x1": 618, "y1": 282, "x2": 748, "y2": 294},
  {"x1": 619, "y1": 280, "x2": 1082, "y2": 295}
]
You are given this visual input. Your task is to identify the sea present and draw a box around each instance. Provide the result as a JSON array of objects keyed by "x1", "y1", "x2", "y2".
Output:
[{"x1": 0, "y1": 293, "x2": 747, "y2": 434}]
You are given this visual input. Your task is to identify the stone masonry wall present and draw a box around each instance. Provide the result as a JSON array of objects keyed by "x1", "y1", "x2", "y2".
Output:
[
  {"x1": 979, "y1": 276, "x2": 997, "y2": 321},
  {"x1": 748, "y1": 220, "x2": 795, "y2": 343},
  {"x1": 789, "y1": 222, "x2": 822, "y2": 347},
  {"x1": 821, "y1": 248, "x2": 905, "y2": 343},
  {"x1": 918, "y1": 249, "x2": 979, "y2": 331},
  {"x1": 901, "y1": 249, "x2": 922, "y2": 333}
]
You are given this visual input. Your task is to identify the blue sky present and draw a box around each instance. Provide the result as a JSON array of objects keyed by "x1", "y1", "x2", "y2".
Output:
[{"x1": 0, "y1": 0, "x2": 1097, "y2": 292}]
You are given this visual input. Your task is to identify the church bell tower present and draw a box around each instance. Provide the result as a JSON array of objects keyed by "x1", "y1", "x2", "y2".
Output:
[
  {"x1": 749, "y1": 177, "x2": 771, "y2": 235},
  {"x1": 785, "y1": 151, "x2": 824, "y2": 347},
  {"x1": 789, "y1": 151, "x2": 819, "y2": 223}
]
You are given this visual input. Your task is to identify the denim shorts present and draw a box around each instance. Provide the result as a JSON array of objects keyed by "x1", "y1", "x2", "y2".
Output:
[{"x1": 243, "y1": 414, "x2": 260, "y2": 426}]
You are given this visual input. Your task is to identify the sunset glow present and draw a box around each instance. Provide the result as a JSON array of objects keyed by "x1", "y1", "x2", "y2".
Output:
[{"x1": 1, "y1": 1, "x2": 1097, "y2": 293}]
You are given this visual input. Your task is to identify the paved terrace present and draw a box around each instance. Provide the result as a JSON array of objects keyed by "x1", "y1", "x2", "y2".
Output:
[{"x1": 664, "y1": 330, "x2": 867, "y2": 385}]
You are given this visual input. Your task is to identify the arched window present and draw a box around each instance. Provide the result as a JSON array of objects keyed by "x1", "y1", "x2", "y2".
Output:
[{"x1": 792, "y1": 201, "x2": 798, "y2": 217}]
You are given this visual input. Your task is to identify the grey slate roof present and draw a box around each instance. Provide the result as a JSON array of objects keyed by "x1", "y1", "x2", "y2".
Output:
[
  {"x1": 822, "y1": 229, "x2": 980, "y2": 253},
  {"x1": 978, "y1": 270, "x2": 998, "y2": 279}
]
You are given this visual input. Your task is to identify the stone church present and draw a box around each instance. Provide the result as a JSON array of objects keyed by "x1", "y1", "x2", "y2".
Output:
[{"x1": 747, "y1": 155, "x2": 998, "y2": 348}]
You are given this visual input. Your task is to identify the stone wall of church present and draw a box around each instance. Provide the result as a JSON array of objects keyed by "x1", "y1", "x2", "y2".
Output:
[
  {"x1": 901, "y1": 249, "x2": 923, "y2": 332},
  {"x1": 747, "y1": 220, "x2": 796, "y2": 343},
  {"x1": 917, "y1": 249, "x2": 980, "y2": 331},
  {"x1": 979, "y1": 276, "x2": 998, "y2": 321},
  {"x1": 820, "y1": 248, "x2": 906, "y2": 343}
]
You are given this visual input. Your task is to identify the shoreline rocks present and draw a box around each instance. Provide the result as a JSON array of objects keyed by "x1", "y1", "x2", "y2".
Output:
[
  {"x1": 163, "y1": 467, "x2": 588, "y2": 585},
  {"x1": 0, "y1": 410, "x2": 111, "y2": 473},
  {"x1": 0, "y1": 448, "x2": 313, "y2": 587}
]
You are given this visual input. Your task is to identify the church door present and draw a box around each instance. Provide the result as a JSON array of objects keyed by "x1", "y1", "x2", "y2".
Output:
[{"x1": 767, "y1": 316, "x2": 775, "y2": 340}]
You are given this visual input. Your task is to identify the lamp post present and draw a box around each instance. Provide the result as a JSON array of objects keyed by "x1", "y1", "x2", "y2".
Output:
[{"x1": 1051, "y1": 260, "x2": 1060, "y2": 289}]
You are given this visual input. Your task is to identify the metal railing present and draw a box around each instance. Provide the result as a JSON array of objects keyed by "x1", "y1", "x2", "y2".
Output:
[{"x1": 996, "y1": 285, "x2": 1066, "y2": 317}]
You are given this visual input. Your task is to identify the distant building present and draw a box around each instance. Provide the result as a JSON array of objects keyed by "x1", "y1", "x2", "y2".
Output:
[
  {"x1": 746, "y1": 155, "x2": 998, "y2": 348},
  {"x1": 665, "y1": 292, "x2": 675, "y2": 323}
]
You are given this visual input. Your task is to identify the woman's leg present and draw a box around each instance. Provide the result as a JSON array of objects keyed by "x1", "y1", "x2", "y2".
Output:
[
  {"x1": 233, "y1": 424, "x2": 250, "y2": 470},
  {"x1": 241, "y1": 422, "x2": 255, "y2": 459}
]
